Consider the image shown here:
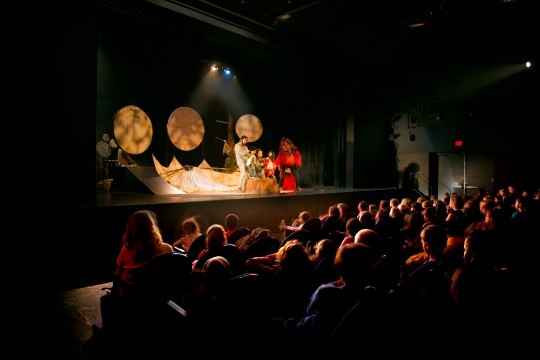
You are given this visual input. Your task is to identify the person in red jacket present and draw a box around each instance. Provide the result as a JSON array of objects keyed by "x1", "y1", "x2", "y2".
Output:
[{"x1": 275, "y1": 137, "x2": 302, "y2": 191}]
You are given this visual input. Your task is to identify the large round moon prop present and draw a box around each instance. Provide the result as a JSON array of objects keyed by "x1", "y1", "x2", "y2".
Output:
[
  {"x1": 113, "y1": 105, "x2": 153, "y2": 155},
  {"x1": 235, "y1": 114, "x2": 262, "y2": 142},
  {"x1": 167, "y1": 107, "x2": 205, "y2": 151}
]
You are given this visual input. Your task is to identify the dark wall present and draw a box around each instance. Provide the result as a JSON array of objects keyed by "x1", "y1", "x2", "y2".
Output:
[{"x1": 15, "y1": 1, "x2": 97, "y2": 206}]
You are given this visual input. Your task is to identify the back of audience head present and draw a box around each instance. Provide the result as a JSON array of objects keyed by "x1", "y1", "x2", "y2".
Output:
[
  {"x1": 181, "y1": 216, "x2": 200, "y2": 235},
  {"x1": 402, "y1": 211, "x2": 424, "y2": 231},
  {"x1": 314, "y1": 239, "x2": 337, "y2": 260},
  {"x1": 422, "y1": 206, "x2": 438, "y2": 225},
  {"x1": 225, "y1": 213, "x2": 239, "y2": 231},
  {"x1": 354, "y1": 229, "x2": 383, "y2": 257},
  {"x1": 463, "y1": 230, "x2": 492, "y2": 267},
  {"x1": 328, "y1": 205, "x2": 340, "y2": 217},
  {"x1": 205, "y1": 224, "x2": 227, "y2": 250},
  {"x1": 337, "y1": 202, "x2": 349, "y2": 217},
  {"x1": 299, "y1": 211, "x2": 312, "y2": 223},
  {"x1": 358, "y1": 210, "x2": 373, "y2": 223},
  {"x1": 449, "y1": 193, "x2": 465, "y2": 211},
  {"x1": 380, "y1": 199, "x2": 390, "y2": 212},
  {"x1": 334, "y1": 243, "x2": 378, "y2": 288},
  {"x1": 251, "y1": 227, "x2": 273, "y2": 240},
  {"x1": 345, "y1": 217, "x2": 362, "y2": 237},
  {"x1": 401, "y1": 197, "x2": 412, "y2": 208},
  {"x1": 420, "y1": 224, "x2": 448, "y2": 260},
  {"x1": 277, "y1": 239, "x2": 312, "y2": 269},
  {"x1": 202, "y1": 256, "x2": 232, "y2": 289},
  {"x1": 357, "y1": 200, "x2": 369, "y2": 213},
  {"x1": 410, "y1": 201, "x2": 422, "y2": 213},
  {"x1": 122, "y1": 209, "x2": 164, "y2": 261}
]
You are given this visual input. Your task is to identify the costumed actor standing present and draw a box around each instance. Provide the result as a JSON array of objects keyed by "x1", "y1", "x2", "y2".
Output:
[
  {"x1": 275, "y1": 137, "x2": 302, "y2": 191},
  {"x1": 235, "y1": 135, "x2": 250, "y2": 192}
]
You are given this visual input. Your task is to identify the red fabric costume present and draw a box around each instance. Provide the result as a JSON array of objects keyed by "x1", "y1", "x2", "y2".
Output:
[
  {"x1": 263, "y1": 158, "x2": 275, "y2": 178},
  {"x1": 275, "y1": 138, "x2": 302, "y2": 190}
]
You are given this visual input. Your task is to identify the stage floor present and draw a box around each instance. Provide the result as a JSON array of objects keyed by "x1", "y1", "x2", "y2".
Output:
[{"x1": 91, "y1": 185, "x2": 365, "y2": 207}]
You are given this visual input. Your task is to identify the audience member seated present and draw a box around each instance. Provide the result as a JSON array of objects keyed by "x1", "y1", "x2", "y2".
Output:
[
  {"x1": 246, "y1": 239, "x2": 316, "y2": 319},
  {"x1": 320, "y1": 205, "x2": 341, "y2": 240},
  {"x1": 300, "y1": 216, "x2": 322, "y2": 241},
  {"x1": 192, "y1": 224, "x2": 244, "y2": 275},
  {"x1": 186, "y1": 233, "x2": 207, "y2": 264},
  {"x1": 450, "y1": 229, "x2": 526, "y2": 359},
  {"x1": 224, "y1": 213, "x2": 239, "y2": 239},
  {"x1": 115, "y1": 210, "x2": 173, "y2": 288},
  {"x1": 358, "y1": 210, "x2": 376, "y2": 230},
  {"x1": 310, "y1": 239, "x2": 339, "y2": 286},
  {"x1": 185, "y1": 256, "x2": 234, "y2": 354},
  {"x1": 235, "y1": 227, "x2": 273, "y2": 253},
  {"x1": 398, "y1": 211, "x2": 425, "y2": 263},
  {"x1": 191, "y1": 224, "x2": 227, "y2": 270},
  {"x1": 273, "y1": 243, "x2": 390, "y2": 359},
  {"x1": 396, "y1": 224, "x2": 458, "y2": 360},
  {"x1": 336, "y1": 202, "x2": 356, "y2": 232},
  {"x1": 279, "y1": 210, "x2": 312, "y2": 238},
  {"x1": 172, "y1": 216, "x2": 202, "y2": 253},
  {"x1": 226, "y1": 226, "x2": 252, "y2": 245},
  {"x1": 242, "y1": 235, "x2": 280, "y2": 262},
  {"x1": 187, "y1": 257, "x2": 271, "y2": 359},
  {"x1": 355, "y1": 228, "x2": 401, "y2": 295},
  {"x1": 338, "y1": 217, "x2": 362, "y2": 248}
]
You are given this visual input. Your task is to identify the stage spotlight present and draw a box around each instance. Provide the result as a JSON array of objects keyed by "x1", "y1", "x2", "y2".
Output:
[
  {"x1": 211, "y1": 64, "x2": 218, "y2": 72},
  {"x1": 224, "y1": 68, "x2": 231, "y2": 76}
]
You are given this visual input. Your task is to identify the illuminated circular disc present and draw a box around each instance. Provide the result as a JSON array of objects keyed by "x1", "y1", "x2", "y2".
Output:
[
  {"x1": 167, "y1": 107, "x2": 205, "y2": 151},
  {"x1": 235, "y1": 114, "x2": 263, "y2": 142},
  {"x1": 113, "y1": 105, "x2": 153, "y2": 155}
]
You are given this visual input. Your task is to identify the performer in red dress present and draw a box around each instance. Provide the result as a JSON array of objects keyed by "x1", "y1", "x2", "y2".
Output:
[{"x1": 275, "y1": 137, "x2": 302, "y2": 191}]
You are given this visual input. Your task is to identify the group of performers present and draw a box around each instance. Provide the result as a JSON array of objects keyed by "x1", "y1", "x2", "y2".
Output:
[{"x1": 233, "y1": 136, "x2": 302, "y2": 192}]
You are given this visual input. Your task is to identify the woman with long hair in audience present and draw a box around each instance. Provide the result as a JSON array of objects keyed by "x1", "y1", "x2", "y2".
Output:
[
  {"x1": 115, "y1": 209, "x2": 173, "y2": 285},
  {"x1": 172, "y1": 216, "x2": 202, "y2": 253},
  {"x1": 191, "y1": 224, "x2": 228, "y2": 270}
]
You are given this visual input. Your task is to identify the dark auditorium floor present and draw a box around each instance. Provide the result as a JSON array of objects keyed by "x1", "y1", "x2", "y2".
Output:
[
  {"x1": 17, "y1": 282, "x2": 112, "y2": 359},
  {"x1": 18, "y1": 280, "x2": 540, "y2": 360}
]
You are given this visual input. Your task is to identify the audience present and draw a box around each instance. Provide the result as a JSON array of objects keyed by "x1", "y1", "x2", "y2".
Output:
[{"x1": 101, "y1": 187, "x2": 539, "y2": 360}]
